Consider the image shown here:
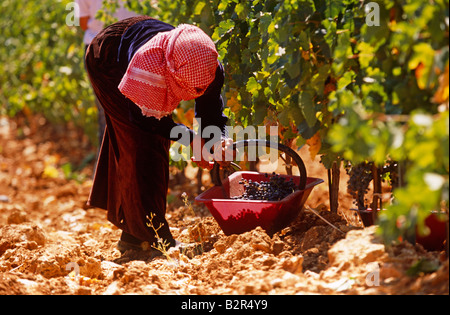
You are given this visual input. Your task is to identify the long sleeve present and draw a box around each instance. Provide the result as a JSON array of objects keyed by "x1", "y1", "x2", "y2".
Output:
[{"x1": 194, "y1": 62, "x2": 229, "y2": 142}]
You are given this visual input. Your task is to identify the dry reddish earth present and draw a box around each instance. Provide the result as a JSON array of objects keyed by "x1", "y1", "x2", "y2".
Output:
[{"x1": 0, "y1": 115, "x2": 448, "y2": 295}]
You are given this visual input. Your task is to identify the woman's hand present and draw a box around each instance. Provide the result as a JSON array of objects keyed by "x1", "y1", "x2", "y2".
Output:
[
  {"x1": 213, "y1": 137, "x2": 234, "y2": 168},
  {"x1": 190, "y1": 136, "x2": 214, "y2": 170},
  {"x1": 190, "y1": 136, "x2": 235, "y2": 170}
]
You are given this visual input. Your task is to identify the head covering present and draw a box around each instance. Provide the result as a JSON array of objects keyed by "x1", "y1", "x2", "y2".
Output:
[{"x1": 118, "y1": 24, "x2": 219, "y2": 119}]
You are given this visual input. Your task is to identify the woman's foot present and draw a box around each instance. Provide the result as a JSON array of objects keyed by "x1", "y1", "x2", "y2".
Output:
[
  {"x1": 117, "y1": 231, "x2": 162, "y2": 257},
  {"x1": 117, "y1": 231, "x2": 203, "y2": 259}
]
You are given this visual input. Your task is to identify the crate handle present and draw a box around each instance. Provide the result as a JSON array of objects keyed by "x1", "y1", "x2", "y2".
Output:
[{"x1": 211, "y1": 139, "x2": 307, "y2": 191}]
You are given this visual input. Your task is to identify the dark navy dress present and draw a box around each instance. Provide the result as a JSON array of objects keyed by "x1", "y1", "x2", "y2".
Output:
[{"x1": 85, "y1": 17, "x2": 227, "y2": 246}]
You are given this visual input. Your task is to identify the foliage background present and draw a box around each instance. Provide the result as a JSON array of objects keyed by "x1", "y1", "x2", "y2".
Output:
[
  {"x1": 0, "y1": 0, "x2": 97, "y2": 142},
  {"x1": 1, "y1": 0, "x2": 448, "y2": 243}
]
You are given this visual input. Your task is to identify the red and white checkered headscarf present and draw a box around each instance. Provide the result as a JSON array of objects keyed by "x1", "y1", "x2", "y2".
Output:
[{"x1": 118, "y1": 24, "x2": 219, "y2": 119}]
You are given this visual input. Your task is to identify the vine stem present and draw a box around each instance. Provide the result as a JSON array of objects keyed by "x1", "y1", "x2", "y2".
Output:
[
  {"x1": 371, "y1": 164, "x2": 382, "y2": 223},
  {"x1": 328, "y1": 160, "x2": 340, "y2": 213}
]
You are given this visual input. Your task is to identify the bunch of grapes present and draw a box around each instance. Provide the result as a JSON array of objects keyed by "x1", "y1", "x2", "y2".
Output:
[
  {"x1": 345, "y1": 161, "x2": 373, "y2": 210},
  {"x1": 345, "y1": 159, "x2": 400, "y2": 210},
  {"x1": 232, "y1": 173, "x2": 297, "y2": 201}
]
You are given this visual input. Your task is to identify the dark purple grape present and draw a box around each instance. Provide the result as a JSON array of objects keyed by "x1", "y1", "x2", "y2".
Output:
[{"x1": 233, "y1": 173, "x2": 297, "y2": 201}]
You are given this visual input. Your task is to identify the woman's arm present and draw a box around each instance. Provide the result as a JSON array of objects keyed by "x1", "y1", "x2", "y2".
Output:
[
  {"x1": 193, "y1": 62, "x2": 233, "y2": 168},
  {"x1": 194, "y1": 62, "x2": 229, "y2": 141}
]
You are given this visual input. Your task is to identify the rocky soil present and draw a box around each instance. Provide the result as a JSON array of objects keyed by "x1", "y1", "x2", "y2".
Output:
[{"x1": 0, "y1": 115, "x2": 448, "y2": 295}]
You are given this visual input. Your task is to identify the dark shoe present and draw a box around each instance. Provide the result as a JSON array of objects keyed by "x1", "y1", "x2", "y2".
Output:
[
  {"x1": 117, "y1": 239, "x2": 148, "y2": 253},
  {"x1": 117, "y1": 231, "x2": 163, "y2": 257},
  {"x1": 116, "y1": 240, "x2": 164, "y2": 261}
]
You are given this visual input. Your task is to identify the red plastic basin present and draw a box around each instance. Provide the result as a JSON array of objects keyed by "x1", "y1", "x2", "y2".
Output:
[
  {"x1": 195, "y1": 171, "x2": 324, "y2": 236},
  {"x1": 416, "y1": 212, "x2": 448, "y2": 251}
]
